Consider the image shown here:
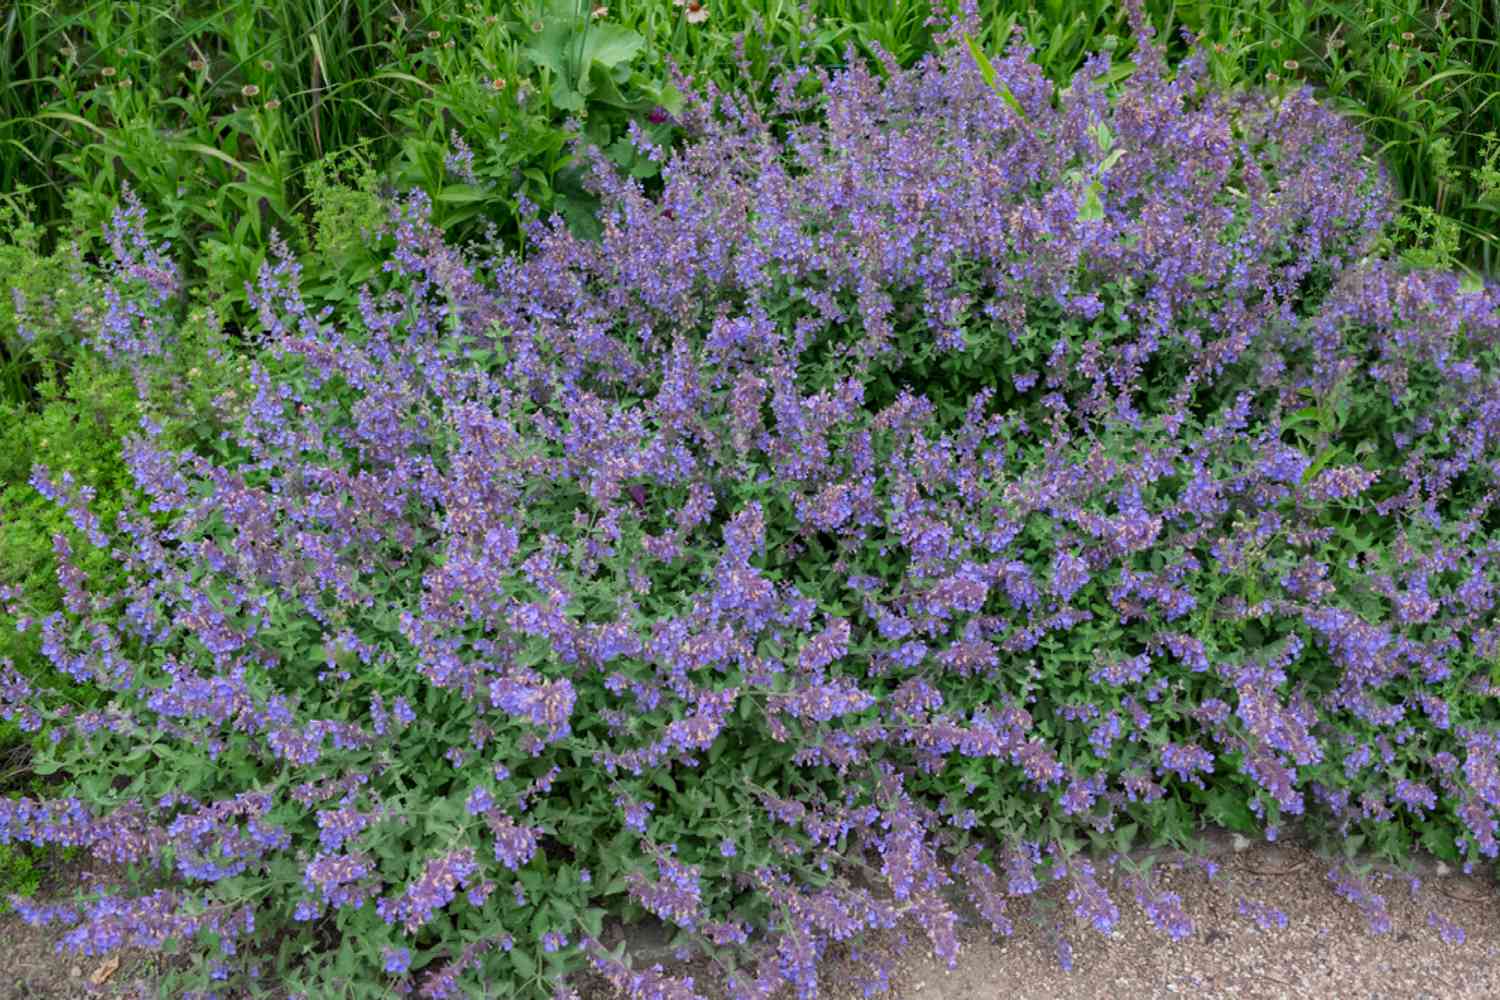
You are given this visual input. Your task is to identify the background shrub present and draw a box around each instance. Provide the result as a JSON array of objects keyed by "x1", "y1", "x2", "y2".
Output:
[{"x1": 0, "y1": 0, "x2": 1494, "y2": 315}]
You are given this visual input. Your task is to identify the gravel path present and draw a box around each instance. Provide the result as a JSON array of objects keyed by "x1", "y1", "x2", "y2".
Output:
[
  {"x1": 803, "y1": 840, "x2": 1500, "y2": 1000},
  {"x1": 4, "y1": 832, "x2": 1497, "y2": 999}
]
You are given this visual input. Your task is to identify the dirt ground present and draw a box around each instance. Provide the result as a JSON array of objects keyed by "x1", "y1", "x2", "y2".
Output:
[{"x1": 4, "y1": 831, "x2": 1497, "y2": 999}]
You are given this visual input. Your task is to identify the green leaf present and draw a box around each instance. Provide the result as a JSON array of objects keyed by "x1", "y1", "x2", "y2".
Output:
[
  {"x1": 549, "y1": 84, "x2": 587, "y2": 113},
  {"x1": 1300, "y1": 445, "x2": 1347, "y2": 486},
  {"x1": 964, "y1": 34, "x2": 1025, "y2": 120},
  {"x1": 582, "y1": 906, "x2": 606, "y2": 938},
  {"x1": 1282, "y1": 406, "x2": 1322, "y2": 431},
  {"x1": 434, "y1": 186, "x2": 492, "y2": 205},
  {"x1": 1078, "y1": 182, "x2": 1105, "y2": 222},
  {"x1": 510, "y1": 946, "x2": 537, "y2": 979},
  {"x1": 583, "y1": 24, "x2": 644, "y2": 69},
  {"x1": 1419, "y1": 822, "x2": 1461, "y2": 864},
  {"x1": 588, "y1": 65, "x2": 656, "y2": 113}
]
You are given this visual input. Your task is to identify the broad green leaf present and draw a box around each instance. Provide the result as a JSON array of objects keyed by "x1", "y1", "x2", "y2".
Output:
[
  {"x1": 583, "y1": 24, "x2": 644, "y2": 69},
  {"x1": 964, "y1": 33, "x2": 1025, "y2": 120},
  {"x1": 1078, "y1": 182, "x2": 1105, "y2": 222},
  {"x1": 434, "y1": 185, "x2": 492, "y2": 205}
]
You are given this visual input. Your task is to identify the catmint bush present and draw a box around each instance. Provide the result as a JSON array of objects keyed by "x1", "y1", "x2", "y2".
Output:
[{"x1": 2, "y1": 2, "x2": 1498, "y2": 997}]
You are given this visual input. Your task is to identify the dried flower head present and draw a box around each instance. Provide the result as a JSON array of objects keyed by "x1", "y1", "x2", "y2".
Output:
[
  {"x1": 100, "y1": 66, "x2": 117, "y2": 78},
  {"x1": 240, "y1": 83, "x2": 260, "y2": 98}
]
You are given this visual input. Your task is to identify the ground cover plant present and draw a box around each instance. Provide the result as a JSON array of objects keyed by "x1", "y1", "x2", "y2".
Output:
[
  {"x1": 2, "y1": 2, "x2": 1500, "y2": 998},
  {"x1": 3, "y1": 1, "x2": 1495, "y2": 870}
]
